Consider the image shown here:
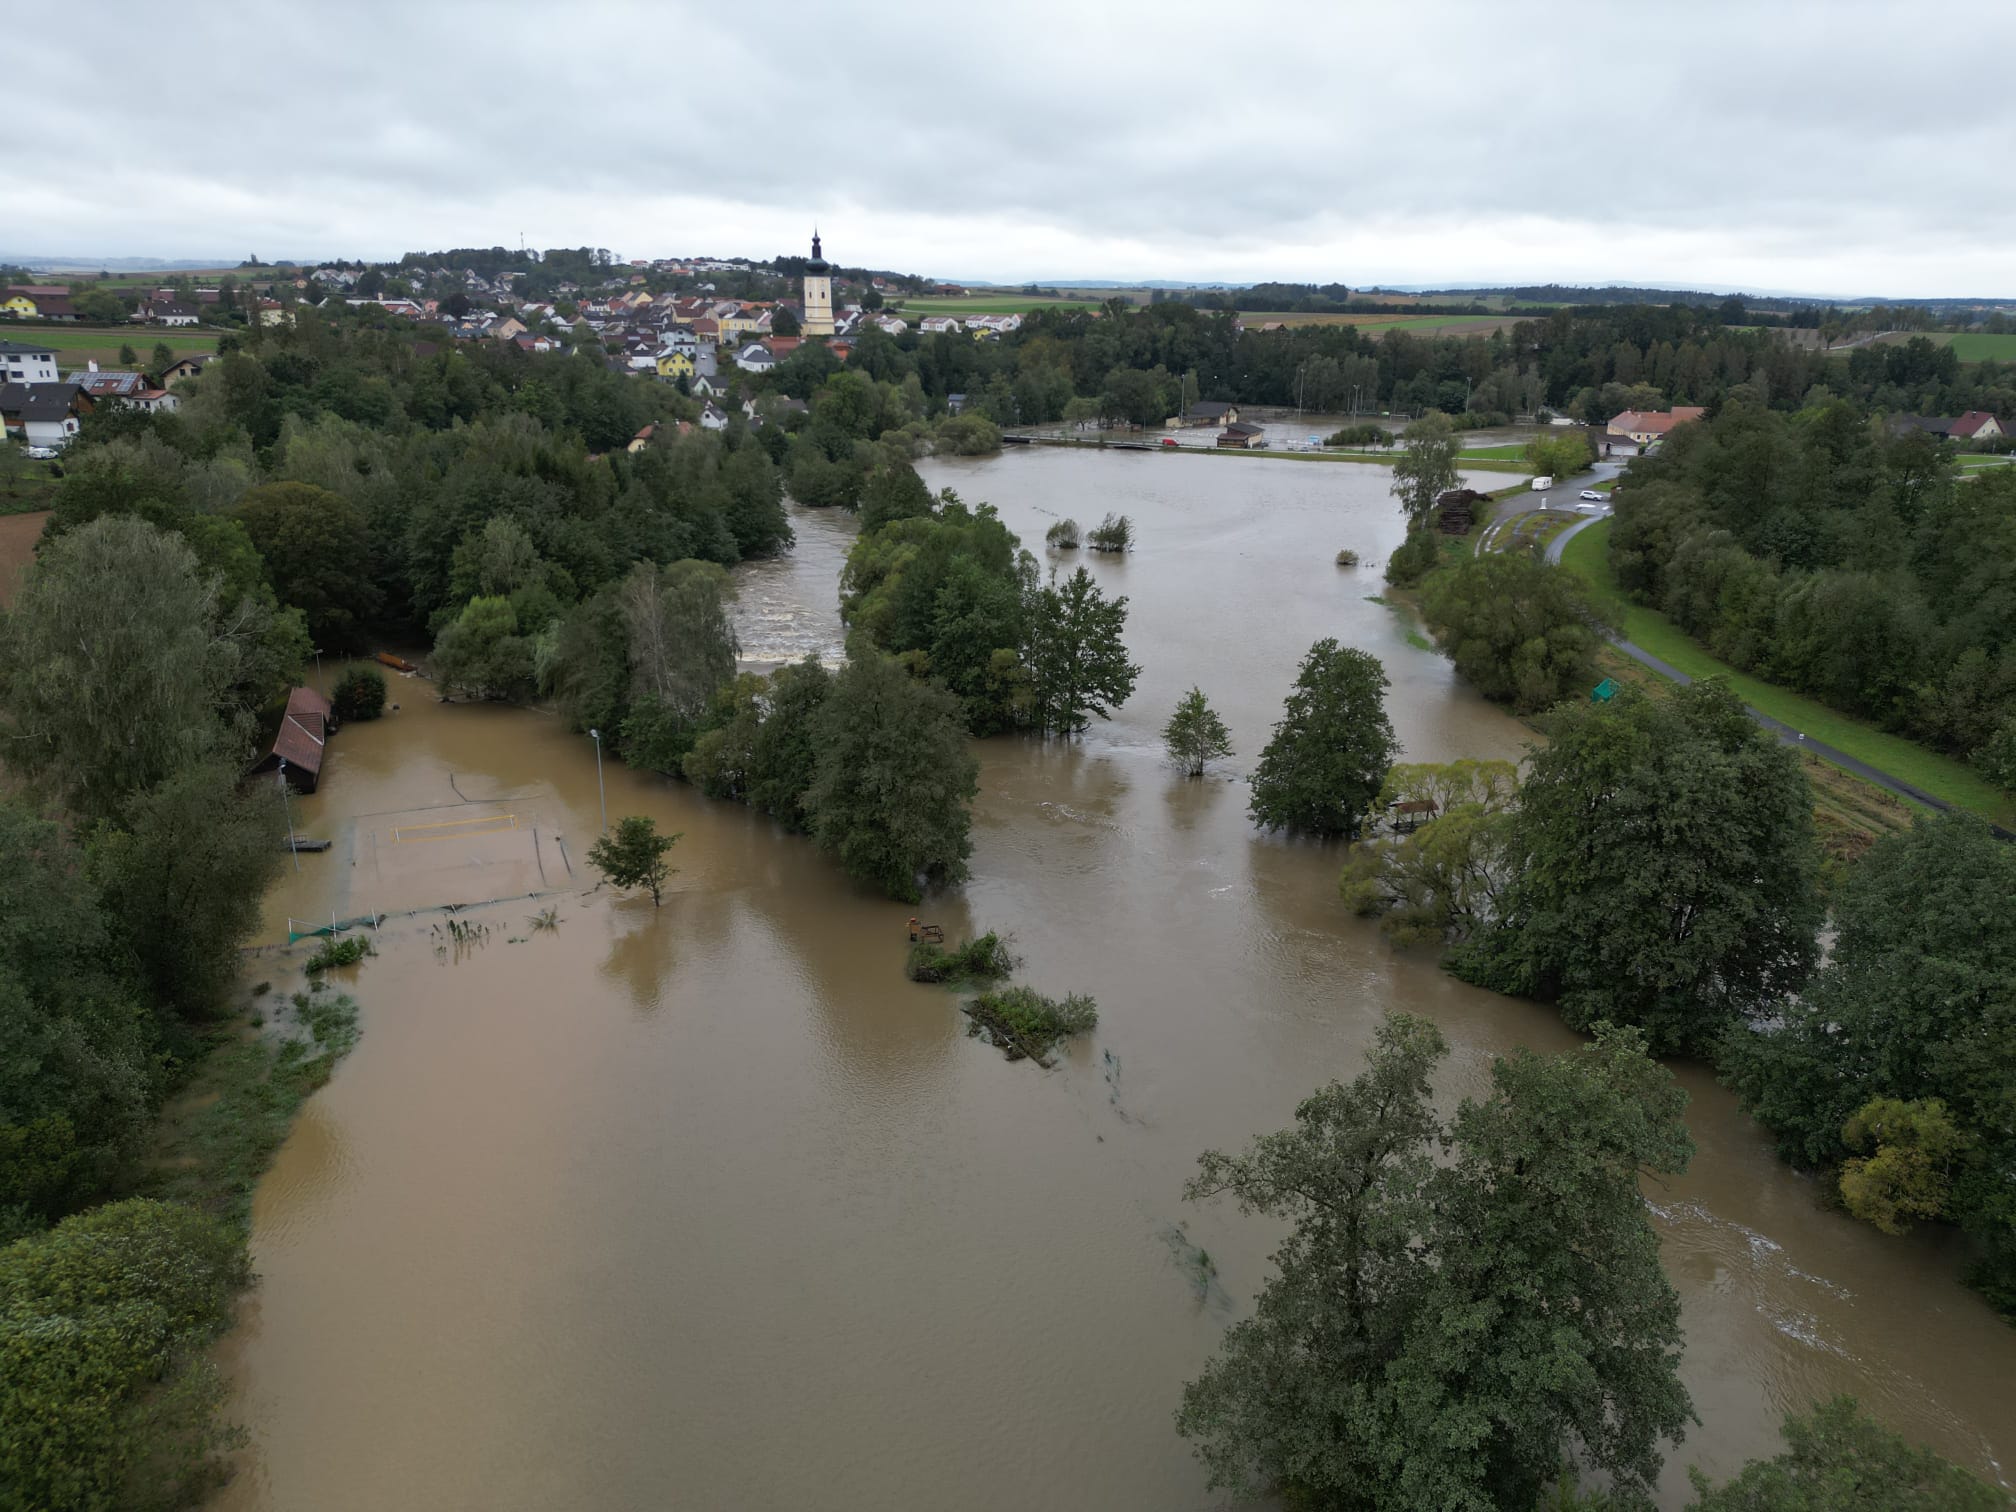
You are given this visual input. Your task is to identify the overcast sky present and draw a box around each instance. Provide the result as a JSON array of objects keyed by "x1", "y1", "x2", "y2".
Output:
[{"x1": 17, "y1": 1, "x2": 2014, "y2": 297}]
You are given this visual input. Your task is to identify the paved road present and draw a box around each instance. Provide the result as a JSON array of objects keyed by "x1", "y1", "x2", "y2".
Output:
[
  {"x1": 1475, "y1": 460, "x2": 1623, "y2": 552},
  {"x1": 1543, "y1": 515, "x2": 1978, "y2": 820}
]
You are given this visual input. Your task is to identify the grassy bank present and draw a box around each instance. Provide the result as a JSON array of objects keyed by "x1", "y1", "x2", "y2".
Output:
[
  {"x1": 130, "y1": 979, "x2": 362, "y2": 1233},
  {"x1": 1560, "y1": 520, "x2": 2014, "y2": 825}
]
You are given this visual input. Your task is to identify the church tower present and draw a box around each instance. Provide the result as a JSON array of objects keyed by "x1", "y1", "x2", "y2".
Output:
[{"x1": 801, "y1": 230, "x2": 834, "y2": 338}]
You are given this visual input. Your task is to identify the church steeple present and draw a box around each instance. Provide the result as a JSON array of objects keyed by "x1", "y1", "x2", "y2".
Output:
[{"x1": 800, "y1": 227, "x2": 835, "y2": 338}]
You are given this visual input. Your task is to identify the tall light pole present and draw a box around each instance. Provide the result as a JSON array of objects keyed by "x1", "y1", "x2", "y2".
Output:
[
  {"x1": 277, "y1": 758, "x2": 300, "y2": 873},
  {"x1": 588, "y1": 728, "x2": 607, "y2": 834}
]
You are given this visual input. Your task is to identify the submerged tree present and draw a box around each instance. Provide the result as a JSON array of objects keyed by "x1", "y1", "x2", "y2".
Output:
[
  {"x1": 1024, "y1": 566, "x2": 1139, "y2": 737},
  {"x1": 1248, "y1": 640, "x2": 1397, "y2": 837},
  {"x1": 1685, "y1": 1397, "x2": 2005, "y2": 1511},
  {"x1": 1389, "y1": 410, "x2": 1460, "y2": 531},
  {"x1": 1456, "y1": 680, "x2": 1819, "y2": 1056},
  {"x1": 1163, "y1": 687, "x2": 1233, "y2": 777},
  {"x1": 587, "y1": 816, "x2": 679, "y2": 905},
  {"x1": 1178, "y1": 1013, "x2": 1695, "y2": 1511},
  {"x1": 806, "y1": 653, "x2": 978, "y2": 902}
]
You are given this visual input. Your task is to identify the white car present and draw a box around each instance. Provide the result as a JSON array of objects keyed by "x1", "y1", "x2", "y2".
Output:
[
  {"x1": 1578, "y1": 489, "x2": 1605, "y2": 502},
  {"x1": 22, "y1": 446, "x2": 59, "y2": 460}
]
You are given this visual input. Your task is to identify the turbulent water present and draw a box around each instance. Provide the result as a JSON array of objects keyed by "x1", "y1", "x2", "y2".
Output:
[{"x1": 213, "y1": 450, "x2": 2016, "y2": 1510}]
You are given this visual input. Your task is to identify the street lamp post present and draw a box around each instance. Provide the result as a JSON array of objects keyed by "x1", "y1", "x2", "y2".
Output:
[{"x1": 588, "y1": 728, "x2": 607, "y2": 834}]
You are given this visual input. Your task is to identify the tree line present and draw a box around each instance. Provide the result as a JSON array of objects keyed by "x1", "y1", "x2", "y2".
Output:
[
  {"x1": 1609, "y1": 394, "x2": 2016, "y2": 786},
  {"x1": 0, "y1": 515, "x2": 320, "y2": 1507}
]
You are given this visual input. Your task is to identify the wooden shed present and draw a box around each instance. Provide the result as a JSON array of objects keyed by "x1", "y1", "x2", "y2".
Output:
[{"x1": 248, "y1": 686, "x2": 334, "y2": 793}]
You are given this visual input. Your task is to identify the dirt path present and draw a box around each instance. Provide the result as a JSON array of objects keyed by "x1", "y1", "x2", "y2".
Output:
[{"x1": 0, "y1": 511, "x2": 49, "y2": 607}]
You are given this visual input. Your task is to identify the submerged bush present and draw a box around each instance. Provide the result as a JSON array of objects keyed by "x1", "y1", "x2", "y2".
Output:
[
  {"x1": 964, "y1": 985, "x2": 1098, "y2": 1061},
  {"x1": 1087, "y1": 512, "x2": 1133, "y2": 553},
  {"x1": 905, "y1": 930, "x2": 1017, "y2": 984},
  {"x1": 304, "y1": 935, "x2": 374, "y2": 974},
  {"x1": 1045, "y1": 518, "x2": 1081, "y2": 550},
  {"x1": 332, "y1": 666, "x2": 387, "y2": 722}
]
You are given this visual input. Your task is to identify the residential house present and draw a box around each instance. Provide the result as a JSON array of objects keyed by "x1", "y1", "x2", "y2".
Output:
[
  {"x1": 1892, "y1": 411, "x2": 2003, "y2": 441},
  {"x1": 945, "y1": 393, "x2": 967, "y2": 415},
  {"x1": 491, "y1": 317, "x2": 527, "y2": 341},
  {"x1": 1170, "y1": 399, "x2": 1239, "y2": 429},
  {"x1": 0, "y1": 382, "x2": 92, "y2": 449},
  {"x1": 160, "y1": 353, "x2": 214, "y2": 386},
  {"x1": 512, "y1": 332, "x2": 560, "y2": 354},
  {"x1": 248, "y1": 686, "x2": 334, "y2": 794},
  {"x1": 69, "y1": 368, "x2": 179, "y2": 413},
  {"x1": 2, "y1": 285, "x2": 72, "y2": 319},
  {"x1": 691, "y1": 373, "x2": 727, "y2": 399},
  {"x1": 655, "y1": 349, "x2": 695, "y2": 380},
  {"x1": 734, "y1": 343, "x2": 777, "y2": 374},
  {"x1": 142, "y1": 299, "x2": 200, "y2": 327},
  {"x1": 699, "y1": 402, "x2": 729, "y2": 430},
  {"x1": 628, "y1": 423, "x2": 657, "y2": 453},
  {"x1": 0, "y1": 339, "x2": 60, "y2": 385},
  {"x1": 874, "y1": 315, "x2": 909, "y2": 336},
  {"x1": 1606, "y1": 407, "x2": 1705, "y2": 444},
  {"x1": 1216, "y1": 422, "x2": 1267, "y2": 449},
  {"x1": 919, "y1": 316, "x2": 962, "y2": 335},
  {"x1": 256, "y1": 298, "x2": 288, "y2": 326}
]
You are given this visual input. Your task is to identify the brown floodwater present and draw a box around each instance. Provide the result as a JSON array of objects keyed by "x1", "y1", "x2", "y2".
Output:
[{"x1": 213, "y1": 452, "x2": 2015, "y2": 1510}]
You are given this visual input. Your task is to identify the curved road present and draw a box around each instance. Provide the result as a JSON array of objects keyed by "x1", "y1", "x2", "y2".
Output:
[{"x1": 1543, "y1": 513, "x2": 1972, "y2": 819}]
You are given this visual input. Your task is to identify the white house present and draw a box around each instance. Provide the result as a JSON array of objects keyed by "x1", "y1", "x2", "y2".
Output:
[
  {"x1": 919, "y1": 316, "x2": 962, "y2": 335},
  {"x1": 699, "y1": 402, "x2": 729, "y2": 430},
  {"x1": 734, "y1": 343, "x2": 776, "y2": 374},
  {"x1": 0, "y1": 339, "x2": 59, "y2": 385},
  {"x1": 0, "y1": 382, "x2": 87, "y2": 449},
  {"x1": 143, "y1": 300, "x2": 199, "y2": 327}
]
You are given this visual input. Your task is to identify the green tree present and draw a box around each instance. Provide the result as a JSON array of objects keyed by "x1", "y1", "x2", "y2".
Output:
[
  {"x1": 617, "y1": 560, "x2": 739, "y2": 771},
  {"x1": 771, "y1": 305, "x2": 801, "y2": 338},
  {"x1": 0, "y1": 1199, "x2": 249, "y2": 1511},
  {"x1": 0, "y1": 801, "x2": 154, "y2": 1216},
  {"x1": 1718, "y1": 812, "x2": 2016, "y2": 1307},
  {"x1": 88, "y1": 759, "x2": 283, "y2": 1021},
  {"x1": 1163, "y1": 687, "x2": 1233, "y2": 777},
  {"x1": 118, "y1": 342, "x2": 138, "y2": 366},
  {"x1": 430, "y1": 596, "x2": 535, "y2": 701},
  {"x1": 1248, "y1": 639, "x2": 1398, "y2": 837},
  {"x1": 1685, "y1": 1397, "x2": 2005, "y2": 1511},
  {"x1": 151, "y1": 341, "x2": 174, "y2": 373},
  {"x1": 586, "y1": 815, "x2": 678, "y2": 905},
  {"x1": 0, "y1": 516, "x2": 250, "y2": 822},
  {"x1": 806, "y1": 654, "x2": 978, "y2": 902},
  {"x1": 74, "y1": 287, "x2": 127, "y2": 324},
  {"x1": 1338, "y1": 759, "x2": 1519, "y2": 944},
  {"x1": 1024, "y1": 567, "x2": 1139, "y2": 736},
  {"x1": 1838, "y1": 1097, "x2": 1971, "y2": 1237},
  {"x1": 1389, "y1": 411, "x2": 1460, "y2": 530},
  {"x1": 1178, "y1": 1014, "x2": 1695, "y2": 1511},
  {"x1": 1524, "y1": 430, "x2": 1595, "y2": 480},
  {"x1": 1418, "y1": 552, "x2": 1613, "y2": 712},
  {"x1": 232, "y1": 480, "x2": 382, "y2": 650},
  {"x1": 745, "y1": 657, "x2": 833, "y2": 830},
  {"x1": 332, "y1": 666, "x2": 387, "y2": 722},
  {"x1": 1459, "y1": 681, "x2": 1820, "y2": 1055}
]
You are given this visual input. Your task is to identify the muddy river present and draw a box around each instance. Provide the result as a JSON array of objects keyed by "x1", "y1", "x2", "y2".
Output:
[{"x1": 215, "y1": 451, "x2": 2014, "y2": 1509}]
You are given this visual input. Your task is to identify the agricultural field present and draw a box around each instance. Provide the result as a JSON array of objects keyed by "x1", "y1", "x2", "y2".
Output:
[
  {"x1": 1248, "y1": 311, "x2": 1523, "y2": 338},
  {"x1": 0, "y1": 509, "x2": 51, "y2": 604},
  {"x1": 1940, "y1": 331, "x2": 2016, "y2": 362},
  {"x1": 899, "y1": 294, "x2": 1101, "y2": 316},
  {"x1": 0, "y1": 325, "x2": 220, "y2": 369}
]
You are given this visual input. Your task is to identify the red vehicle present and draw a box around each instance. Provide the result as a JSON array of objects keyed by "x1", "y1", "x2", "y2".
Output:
[{"x1": 1160, "y1": 436, "x2": 1178, "y2": 447}]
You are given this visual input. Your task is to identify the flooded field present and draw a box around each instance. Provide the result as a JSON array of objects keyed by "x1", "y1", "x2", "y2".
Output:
[{"x1": 213, "y1": 453, "x2": 2015, "y2": 1510}]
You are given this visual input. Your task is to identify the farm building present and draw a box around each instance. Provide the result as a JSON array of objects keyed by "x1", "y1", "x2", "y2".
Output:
[
  {"x1": 1173, "y1": 399, "x2": 1240, "y2": 429},
  {"x1": 1216, "y1": 422, "x2": 1266, "y2": 449}
]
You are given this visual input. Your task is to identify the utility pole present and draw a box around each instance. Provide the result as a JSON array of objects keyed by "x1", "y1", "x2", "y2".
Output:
[{"x1": 588, "y1": 728, "x2": 607, "y2": 834}]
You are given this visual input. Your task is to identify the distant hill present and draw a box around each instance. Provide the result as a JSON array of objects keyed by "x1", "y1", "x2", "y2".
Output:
[{"x1": 0, "y1": 255, "x2": 312, "y2": 273}]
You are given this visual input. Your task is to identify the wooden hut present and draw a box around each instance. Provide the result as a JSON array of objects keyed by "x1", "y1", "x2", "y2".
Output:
[{"x1": 249, "y1": 686, "x2": 334, "y2": 793}]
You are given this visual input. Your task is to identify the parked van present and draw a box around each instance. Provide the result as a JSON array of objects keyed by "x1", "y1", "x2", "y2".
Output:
[{"x1": 1530, "y1": 476, "x2": 1554, "y2": 491}]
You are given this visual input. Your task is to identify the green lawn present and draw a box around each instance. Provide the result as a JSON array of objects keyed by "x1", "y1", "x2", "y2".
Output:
[
  {"x1": 900, "y1": 294, "x2": 1099, "y2": 316},
  {"x1": 1460, "y1": 443, "x2": 1529, "y2": 461},
  {"x1": 1560, "y1": 520, "x2": 2013, "y2": 824},
  {"x1": 1940, "y1": 332, "x2": 2016, "y2": 363}
]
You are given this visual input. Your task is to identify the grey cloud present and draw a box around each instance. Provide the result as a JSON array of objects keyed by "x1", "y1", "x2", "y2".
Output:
[{"x1": 12, "y1": 0, "x2": 2016, "y2": 294}]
